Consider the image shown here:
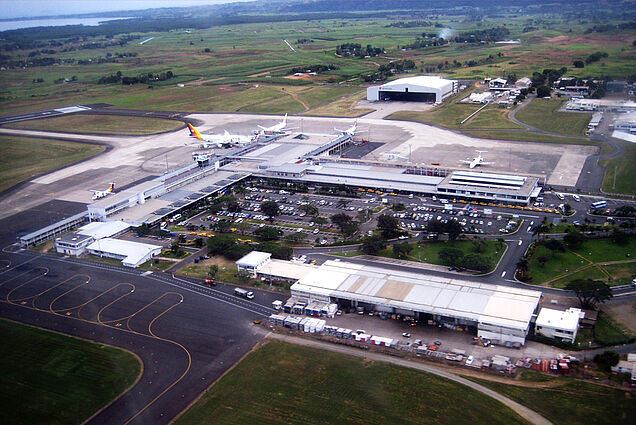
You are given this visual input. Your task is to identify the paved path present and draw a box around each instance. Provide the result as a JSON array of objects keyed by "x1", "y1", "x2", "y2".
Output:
[{"x1": 267, "y1": 333, "x2": 553, "y2": 425}]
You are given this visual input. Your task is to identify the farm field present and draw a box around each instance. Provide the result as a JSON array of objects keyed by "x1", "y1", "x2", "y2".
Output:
[
  {"x1": 0, "y1": 319, "x2": 141, "y2": 425},
  {"x1": 0, "y1": 135, "x2": 105, "y2": 193},
  {"x1": 526, "y1": 237, "x2": 636, "y2": 287},
  {"x1": 466, "y1": 375, "x2": 635, "y2": 425},
  {"x1": 514, "y1": 98, "x2": 591, "y2": 136},
  {"x1": 174, "y1": 340, "x2": 528, "y2": 425},
  {"x1": 4, "y1": 114, "x2": 183, "y2": 135}
]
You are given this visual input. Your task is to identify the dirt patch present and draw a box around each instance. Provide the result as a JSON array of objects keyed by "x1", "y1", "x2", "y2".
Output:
[
  {"x1": 602, "y1": 300, "x2": 636, "y2": 334},
  {"x1": 248, "y1": 71, "x2": 272, "y2": 78},
  {"x1": 285, "y1": 74, "x2": 313, "y2": 81}
]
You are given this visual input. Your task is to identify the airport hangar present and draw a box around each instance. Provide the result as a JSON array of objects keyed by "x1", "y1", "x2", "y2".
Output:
[
  {"x1": 20, "y1": 128, "x2": 541, "y2": 247},
  {"x1": 287, "y1": 259, "x2": 542, "y2": 346},
  {"x1": 366, "y1": 76, "x2": 459, "y2": 103}
]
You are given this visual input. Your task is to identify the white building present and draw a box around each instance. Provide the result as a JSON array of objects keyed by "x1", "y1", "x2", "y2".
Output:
[
  {"x1": 535, "y1": 307, "x2": 582, "y2": 343},
  {"x1": 86, "y1": 238, "x2": 161, "y2": 267},
  {"x1": 291, "y1": 260, "x2": 541, "y2": 346},
  {"x1": 489, "y1": 78, "x2": 507, "y2": 89},
  {"x1": 77, "y1": 221, "x2": 131, "y2": 239},
  {"x1": 55, "y1": 233, "x2": 94, "y2": 256},
  {"x1": 235, "y1": 251, "x2": 272, "y2": 276},
  {"x1": 367, "y1": 76, "x2": 458, "y2": 103}
]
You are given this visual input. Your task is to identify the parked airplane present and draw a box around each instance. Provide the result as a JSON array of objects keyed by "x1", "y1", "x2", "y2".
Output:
[
  {"x1": 90, "y1": 183, "x2": 115, "y2": 200},
  {"x1": 460, "y1": 151, "x2": 495, "y2": 169},
  {"x1": 257, "y1": 113, "x2": 289, "y2": 133},
  {"x1": 186, "y1": 123, "x2": 255, "y2": 148},
  {"x1": 335, "y1": 120, "x2": 357, "y2": 137}
]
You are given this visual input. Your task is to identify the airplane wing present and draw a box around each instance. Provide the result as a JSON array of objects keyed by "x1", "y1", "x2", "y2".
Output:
[{"x1": 459, "y1": 160, "x2": 472, "y2": 164}]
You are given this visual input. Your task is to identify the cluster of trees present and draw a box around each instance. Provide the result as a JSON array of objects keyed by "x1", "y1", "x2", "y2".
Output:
[
  {"x1": 336, "y1": 43, "x2": 383, "y2": 58},
  {"x1": 206, "y1": 234, "x2": 291, "y2": 261},
  {"x1": 402, "y1": 35, "x2": 448, "y2": 50},
  {"x1": 426, "y1": 219, "x2": 462, "y2": 241},
  {"x1": 363, "y1": 59, "x2": 416, "y2": 82},
  {"x1": 287, "y1": 64, "x2": 338, "y2": 75},
  {"x1": 585, "y1": 51, "x2": 609, "y2": 65},
  {"x1": 97, "y1": 70, "x2": 174, "y2": 85},
  {"x1": 295, "y1": 38, "x2": 314, "y2": 44},
  {"x1": 385, "y1": 21, "x2": 434, "y2": 28},
  {"x1": 584, "y1": 22, "x2": 636, "y2": 34},
  {"x1": 454, "y1": 26, "x2": 510, "y2": 43}
]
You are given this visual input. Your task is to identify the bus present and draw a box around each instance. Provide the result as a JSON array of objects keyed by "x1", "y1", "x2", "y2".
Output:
[{"x1": 591, "y1": 200, "x2": 607, "y2": 209}]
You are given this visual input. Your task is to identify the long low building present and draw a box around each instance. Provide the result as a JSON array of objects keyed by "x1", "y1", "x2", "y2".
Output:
[
  {"x1": 86, "y1": 238, "x2": 162, "y2": 267},
  {"x1": 291, "y1": 260, "x2": 542, "y2": 345}
]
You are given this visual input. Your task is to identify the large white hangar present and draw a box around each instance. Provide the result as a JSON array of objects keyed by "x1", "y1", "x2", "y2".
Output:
[{"x1": 367, "y1": 75, "x2": 458, "y2": 103}]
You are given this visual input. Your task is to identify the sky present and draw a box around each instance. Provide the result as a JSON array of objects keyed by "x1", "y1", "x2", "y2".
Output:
[{"x1": 0, "y1": 0, "x2": 251, "y2": 19}]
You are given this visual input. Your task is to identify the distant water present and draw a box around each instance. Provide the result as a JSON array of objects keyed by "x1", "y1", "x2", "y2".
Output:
[{"x1": 0, "y1": 17, "x2": 132, "y2": 32}]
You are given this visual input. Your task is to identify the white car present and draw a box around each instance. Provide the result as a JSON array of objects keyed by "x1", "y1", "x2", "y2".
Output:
[
  {"x1": 465, "y1": 355, "x2": 475, "y2": 366},
  {"x1": 313, "y1": 228, "x2": 319, "y2": 234}
]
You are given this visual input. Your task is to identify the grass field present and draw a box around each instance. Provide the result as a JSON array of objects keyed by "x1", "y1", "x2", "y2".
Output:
[
  {"x1": 0, "y1": 135, "x2": 105, "y2": 193},
  {"x1": 599, "y1": 139, "x2": 636, "y2": 195},
  {"x1": 174, "y1": 341, "x2": 527, "y2": 425},
  {"x1": 515, "y1": 98, "x2": 591, "y2": 136},
  {"x1": 0, "y1": 319, "x2": 141, "y2": 425},
  {"x1": 463, "y1": 106, "x2": 525, "y2": 130},
  {"x1": 466, "y1": 376, "x2": 635, "y2": 425},
  {"x1": 4, "y1": 114, "x2": 183, "y2": 135},
  {"x1": 388, "y1": 102, "x2": 481, "y2": 129},
  {"x1": 526, "y1": 237, "x2": 636, "y2": 287},
  {"x1": 302, "y1": 90, "x2": 373, "y2": 117}
]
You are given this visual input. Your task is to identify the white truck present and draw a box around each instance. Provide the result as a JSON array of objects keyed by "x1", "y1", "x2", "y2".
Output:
[{"x1": 234, "y1": 287, "x2": 255, "y2": 299}]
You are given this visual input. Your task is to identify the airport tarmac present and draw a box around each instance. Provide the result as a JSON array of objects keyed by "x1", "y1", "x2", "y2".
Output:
[{"x1": 0, "y1": 112, "x2": 599, "y2": 220}]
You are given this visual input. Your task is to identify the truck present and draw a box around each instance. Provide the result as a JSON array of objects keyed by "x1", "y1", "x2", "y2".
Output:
[{"x1": 234, "y1": 287, "x2": 255, "y2": 299}]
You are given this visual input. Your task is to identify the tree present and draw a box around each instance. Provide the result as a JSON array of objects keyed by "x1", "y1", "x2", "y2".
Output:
[
  {"x1": 377, "y1": 214, "x2": 400, "y2": 239},
  {"x1": 260, "y1": 200, "x2": 279, "y2": 222},
  {"x1": 471, "y1": 239, "x2": 487, "y2": 253},
  {"x1": 207, "y1": 234, "x2": 235, "y2": 256},
  {"x1": 543, "y1": 239, "x2": 565, "y2": 253},
  {"x1": 342, "y1": 221, "x2": 359, "y2": 237},
  {"x1": 362, "y1": 235, "x2": 386, "y2": 255},
  {"x1": 573, "y1": 60, "x2": 585, "y2": 68},
  {"x1": 564, "y1": 231, "x2": 587, "y2": 248},
  {"x1": 314, "y1": 216, "x2": 328, "y2": 226},
  {"x1": 438, "y1": 248, "x2": 464, "y2": 266},
  {"x1": 170, "y1": 242, "x2": 182, "y2": 254},
  {"x1": 284, "y1": 232, "x2": 306, "y2": 243},
  {"x1": 427, "y1": 219, "x2": 445, "y2": 234},
  {"x1": 565, "y1": 279, "x2": 613, "y2": 310},
  {"x1": 213, "y1": 220, "x2": 231, "y2": 233},
  {"x1": 461, "y1": 254, "x2": 492, "y2": 272},
  {"x1": 178, "y1": 234, "x2": 186, "y2": 243},
  {"x1": 227, "y1": 200, "x2": 241, "y2": 213},
  {"x1": 299, "y1": 204, "x2": 319, "y2": 217},
  {"x1": 537, "y1": 256, "x2": 549, "y2": 267},
  {"x1": 594, "y1": 350, "x2": 619, "y2": 372},
  {"x1": 207, "y1": 264, "x2": 218, "y2": 278},
  {"x1": 253, "y1": 226, "x2": 282, "y2": 241},
  {"x1": 331, "y1": 213, "x2": 352, "y2": 231},
  {"x1": 193, "y1": 237, "x2": 204, "y2": 248},
  {"x1": 236, "y1": 269, "x2": 252, "y2": 283},
  {"x1": 536, "y1": 85, "x2": 551, "y2": 97},
  {"x1": 445, "y1": 220, "x2": 462, "y2": 241},
  {"x1": 236, "y1": 221, "x2": 251, "y2": 235},
  {"x1": 393, "y1": 242, "x2": 412, "y2": 259}
]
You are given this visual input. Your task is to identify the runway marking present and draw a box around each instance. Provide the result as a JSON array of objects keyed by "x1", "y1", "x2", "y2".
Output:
[
  {"x1": 96, "y1": 285, "x2": 137, "y2": 324},
  {"x1": 48, "y1": 282, "x2": 134, "y2": 317},
  {"x1": 0, "y1": 266, "x2": 47, "y2": 288},
  {"x1": 8, "y1": 274, "x2": 89, "y2": 304},
  {"x1": 2, "y1": 275, "x2": 192, "y2": 425},
  {"x1": 0, "y1": 254, "x2": 42, "y2": 275}
]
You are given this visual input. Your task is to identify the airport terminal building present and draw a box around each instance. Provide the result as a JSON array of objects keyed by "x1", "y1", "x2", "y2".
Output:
[
  {"x1": 290, "y1": 260, "x2": 542, "y2": 346},
  {"x1": 367, "y1": 76, "x2": 458, "y2": 103}
]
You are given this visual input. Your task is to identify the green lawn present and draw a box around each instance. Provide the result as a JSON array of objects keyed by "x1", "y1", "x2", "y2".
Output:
[
  {"x1": 4, "y1": 114, "x2": 183, "y2": 135},
  {"x1": 467, "y1": 376, "x2": 635, "y2": 425},
  {"x1": 575, "y1": 311, "x2": 634, "y2": 347},
  {"x1": 599, "y1": 139, "x2": 636, "y2": 195},
  {"x1": 174, "y1": 341, "x2": 528, "y2": 425},
  {"x1": 526, "y1": 237, "x2": 636, "y2": 287},
  {"x1": 0, "y1": 319, "x2": 141, "y2": 425},
  {"x1": 388, "y1": 103, "x2": 481, "y2": 129},
  {"x1": 0, "y1": 136, "x2": 105, "y2": 193},
  {"x1": 515, "y1": 98, "x2": 591, "y2": 136},
  {"x1": 462, "y1": 106, "x2": 525, "y2": 130}
]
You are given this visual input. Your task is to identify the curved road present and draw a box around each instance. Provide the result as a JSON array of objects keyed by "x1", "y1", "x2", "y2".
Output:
[{"x1": 268, "y1": 333, "x2": 553, "y2": 425}]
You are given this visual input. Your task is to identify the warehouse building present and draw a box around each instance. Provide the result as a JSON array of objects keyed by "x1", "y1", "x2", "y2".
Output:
[
  {"x1": 367, "y1": 76, "x2": 458, "y2": 103},
  {"x1": 290, "y1": 260, "x2": 542, "y2": 346},
  {"x1": 86, "y1": 238, "x2": 162, "y2": 267}
]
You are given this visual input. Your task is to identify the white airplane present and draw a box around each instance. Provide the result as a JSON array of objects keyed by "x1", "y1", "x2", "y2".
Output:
[
  {"x1": 335, "y1": 120, "x2": 357, "y2": 137},
  {"x1": 460, "y1": 151, "x2": 495, "y2": 169},
  {"x1": 257, "y1": 113, "x2": 289, "y2": 133},
  {"x1": 90, "y1": 183, "x2": 115, "y2": 200},
  {"x1": 186, "y1": 123, "x2": 256, "y2": 148}
]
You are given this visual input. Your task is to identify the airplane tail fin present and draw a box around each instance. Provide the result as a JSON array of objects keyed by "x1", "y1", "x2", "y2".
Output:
[
  {"x1": 108, "y1": 183, "x2": 115, "y2": 192},
  {"x1": 224, "y1": 130, "x2": 230, "y2": 137},
  {"x1": 283, "y1": 113, "x2": 287, "y2": 125},
  {"x1": 187, "y1": 123, "x2": 204, "y2": 140}
]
